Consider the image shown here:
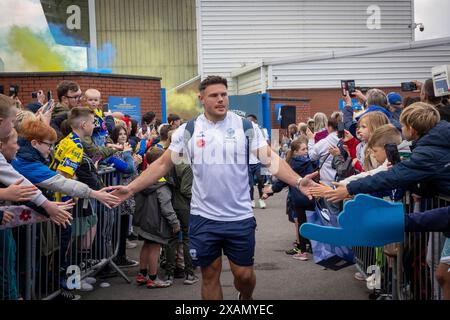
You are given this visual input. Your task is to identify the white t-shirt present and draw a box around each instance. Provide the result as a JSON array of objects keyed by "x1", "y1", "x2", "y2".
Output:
[
  {"x1": 169, "y1": 112, "x2": 267, "y2": 221},
  {"x1": 249, "y1": 127, "x2": 269, "y2": 165}
]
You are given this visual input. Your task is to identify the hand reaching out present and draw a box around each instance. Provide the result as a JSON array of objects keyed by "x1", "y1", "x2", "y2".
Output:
[
  {"x1": 298, "y1": 172, "x2": 321, "y2": 200},
  {"x1": 91, "y1": 187, "x2": 121, "y2": 208},
  {"x1": 133, "y1": 154, "x2": 143, "y2": 165},
  {"x1": 329, "y1": 146, "x2": 341, "y2": 157},
  {"x1": 172, "y1": 223, "x2": 181, "y2": 234},
  {"x1": 0, "y1": 178, "x2": 38, "y2": 202},
  {"x1": 123, "y1": 142, "x2": 133, "y2": 152},
  {"x1": 309, "y1": 182, "x2": 333, "y2": 199},
  {"x1": 110, "y1": 186, "x2": 133, "y2": 207},
  {"x1": 323, "y1": 182, "x2": 351, "y2": 203},
  {"x1": 1, "y1": 211, "x2": 14, "y2": 225},
  {"x1": 306, "y1": 127, "x2": 315, "y2": 140}
]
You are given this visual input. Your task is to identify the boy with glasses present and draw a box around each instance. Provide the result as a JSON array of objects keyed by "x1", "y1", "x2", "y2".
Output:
[{"x1": 51, "y1": 81, "x2": 82, "y2": 141}]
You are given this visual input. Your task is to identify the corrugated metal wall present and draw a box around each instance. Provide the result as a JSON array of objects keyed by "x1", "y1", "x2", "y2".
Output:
[
  {"x1": 236, "y1": 67, "x2": 263, "y2": 95},
  {"x1": 270, "y1": 42, "x2": 450, "y2": 89},
  {"x1": 198, "y1": 0, "x2": 414, "y2": 91},
  {"x1": 96, "y1": 0, "x2": 198, "y2": 89}
]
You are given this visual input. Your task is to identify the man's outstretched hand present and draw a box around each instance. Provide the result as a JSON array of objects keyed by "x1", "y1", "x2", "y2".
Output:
[
  {"x1": 298, "y1": 171, "x2": 320, "y2": 200},
  {"x1": 110, "y1": 186, "x2": 133, "y2": 207}
]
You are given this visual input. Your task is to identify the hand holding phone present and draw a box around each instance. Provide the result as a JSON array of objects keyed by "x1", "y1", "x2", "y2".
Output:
[
  {"x1": 401, "y1": 82, "x2": 417, "y2": 92},
  {"x1": 43, "y1": 99, "x2": 55, "y2": 113},
  {"x1": 337, "y1": 121, "x2": 345, "y2": 139}
]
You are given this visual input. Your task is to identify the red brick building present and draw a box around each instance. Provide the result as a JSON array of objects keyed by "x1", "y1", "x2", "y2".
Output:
[{"x1": 0, "y1": 72, "x2": 162, "y2": 119}]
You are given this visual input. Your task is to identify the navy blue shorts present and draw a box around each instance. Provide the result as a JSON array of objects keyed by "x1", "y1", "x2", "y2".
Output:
[{"x1": 188, "y1": 215, "x2": 256, "y2": 268}]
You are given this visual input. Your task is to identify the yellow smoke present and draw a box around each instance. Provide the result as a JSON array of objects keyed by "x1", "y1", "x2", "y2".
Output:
[
  {"x1": 7, "y1": 26, "x2": 68, "y2": 71},
  {"x1": 167, "y1": 90, "x2": 202, "y2": 120}
]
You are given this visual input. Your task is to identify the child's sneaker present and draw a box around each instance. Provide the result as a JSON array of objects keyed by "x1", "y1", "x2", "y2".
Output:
[
  {"x1": 251, "y1": 200, "x2": 256, "y2": 208},
  {"x1": 166, "y1": 274, "x2": 174, "y2": 286},
  {"x1": 285, "y1": 247, "x2": 300, "y2": 255},
  {"x1": 136, "y1": 273, "x2": 149, "y2": 285},
  {"x1": 258, "y1": 199, "x2": 266, "y2": 209},
  {"x1": 146, "y1": 277, "x2": 172, "y2": 289},
  {"x1": 292, "y1": 252, "x2": 309, "y2": 261},
  {"x1": 183, "y1": 273, "x2": 199, "y2": 285}
]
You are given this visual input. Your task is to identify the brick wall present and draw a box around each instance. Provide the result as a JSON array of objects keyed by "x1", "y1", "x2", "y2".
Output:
[
  {"x1": 0, "y1": 72, "x2": 162, "y2": 119},
  {"x1": 268, "y1": 87, "x2": 420, "y2": 124}
]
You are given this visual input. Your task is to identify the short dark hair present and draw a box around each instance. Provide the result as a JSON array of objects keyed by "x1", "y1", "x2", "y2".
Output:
[
  {"x1": 247, "y1": 114, "x2": 257, "y2": 121},
  {"x1": 199, "y1": 75, "x2": 228, "y2": 92},
  {"x1": 142, "y1": 111, "x2": 156, "y2": 124},
  {"x1": 68, "y1": 107, "x2": 94, "y2": 129},
  {"x1": 57, "y1": 80, "x2": 80, "y2": 102},
  {"x1": 145, "y1": 146, "x2": 164, "y2": 164},
  {"x1": 423, "y1": 79, "x2": 442, "y2": 105},
  {"x1": 159, "y1": 124, "x2": 173, "y2": 141},
  {"x1": 168, "y1": 113, "x2": 181, "y2": 124},
  {"x1": 403, "y1": 96, "x2": 421, "y2": 108},
  {"x1": 130, "y1": 119, "x2": 138, "y2": 137},
  {"x1": 327, "y1": 117, "x2": 339, "y2": 131}
]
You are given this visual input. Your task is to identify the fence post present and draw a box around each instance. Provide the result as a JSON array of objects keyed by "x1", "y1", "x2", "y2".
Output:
[{"x1": 25, "y1": 224, "x2": 32, "y2": 300}]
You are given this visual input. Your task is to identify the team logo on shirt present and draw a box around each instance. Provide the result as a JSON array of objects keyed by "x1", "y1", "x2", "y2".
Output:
[{"x1": 225, "y1": 128, "x2": 236, "y2": 140}]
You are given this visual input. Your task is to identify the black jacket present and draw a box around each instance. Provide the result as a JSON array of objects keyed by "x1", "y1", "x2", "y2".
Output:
[{"x1": 347, "y1": 121, "x2": 450, "y2": 196}]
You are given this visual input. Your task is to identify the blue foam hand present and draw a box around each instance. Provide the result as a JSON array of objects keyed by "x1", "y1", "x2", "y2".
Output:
[{"x1": 300, "y1": 194, "x2": 404, "y2": 247}]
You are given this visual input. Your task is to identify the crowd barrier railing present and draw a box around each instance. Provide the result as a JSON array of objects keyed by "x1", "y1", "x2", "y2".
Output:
[
  {"x1": 1, "y1": 167, "x2": 129, "y2": 301},
  {"x1": 353, "y1": 193, "x2": 449, "y2": 300}
]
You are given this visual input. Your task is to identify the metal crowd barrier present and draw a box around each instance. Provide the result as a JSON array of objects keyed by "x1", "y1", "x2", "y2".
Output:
[
  {"x1": 353, "y1": 193, "x2": 449, "y2": 300},
  {"x1": 1, "y1": 167, "x2": 129, "y2": 300}
]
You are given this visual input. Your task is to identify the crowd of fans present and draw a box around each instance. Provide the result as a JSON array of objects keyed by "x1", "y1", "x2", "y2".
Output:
[
  {"x1": 264, "y1": 81, "x2": 450, "y2": 299},
  {"x1": 0, "y1": 76, "x2": 449, "y2": 300},
  {"x1": 0, "y1": 80, "x2": 198, "y2": 300}
]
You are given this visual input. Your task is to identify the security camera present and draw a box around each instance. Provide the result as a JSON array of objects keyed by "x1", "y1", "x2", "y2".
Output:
[{"x1": 412, "y1": 22, "x2": 425, "y2": 32}]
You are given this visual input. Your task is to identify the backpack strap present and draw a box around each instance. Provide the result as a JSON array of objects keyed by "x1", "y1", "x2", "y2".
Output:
[
  {"x1": 183, "y1": 116, "x2": 198, "y2": 163},
  {"x1": 241, "y1": 117, "x2": 254, "y2": 166},
  {"x1": 183, "y1": 116, "x2": 254, "y2": 165}
]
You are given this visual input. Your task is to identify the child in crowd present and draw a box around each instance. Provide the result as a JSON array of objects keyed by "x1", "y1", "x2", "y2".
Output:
[
  {"x1": 345, "y1": 112, "x2": 389, "y2": 172},
  {"x1": 0, "y1": 129, "x2": 21, "y2": 300},
  {"x1": 84, "y1": 89, "x2": 108, "y2": 147},
  {"x1": 321, "y1": 103, "x2": 450, "y2": 299},
  {"x1": 310, "y1": 124, "x2": 403, "y2": 198},
  {"x1": 156, "y1": 124, "x2": 173, "y2": 149},
  {"x1": 108, "y1": 125, "x2": 142, "y2": 267},
  {"x1": 164, "y1": 134, "x2": 199, "y2": 285},
  {"x1": 263, "y1": 136, "x2": 315, "y2": 260},
  {"x1": 134, "y1": 147, "x2": 180, "y2": 288}
]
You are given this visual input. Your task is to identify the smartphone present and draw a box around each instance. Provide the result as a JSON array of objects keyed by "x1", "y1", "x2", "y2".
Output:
[
  {"x1": 384, "y1": 143, "x2": 401, "y2": 165},
  {"x1": 337, "y1": 122, "x2": 345, "y2": 139},
  {"x1": 43, "y1": 99, "x2": 54, "y2": 113},
  {"x1": 401, "y1": 82, "x2": 417, "y2": 92},
  {"x1": 102, "y1": 103, "x2": 109, "y2": 112},
  {"x1": 341, "y1": 80, "x2": 356, "y2": 96},
  {"x1": 9, "y1": 85, "x2": 19, "y2": 97},
  {"x1": 0, "y1": 85, "x2": 4, "y2": 95},
  {"x1": 47, "y1": 90, "x2": 52, "y2": 101}
]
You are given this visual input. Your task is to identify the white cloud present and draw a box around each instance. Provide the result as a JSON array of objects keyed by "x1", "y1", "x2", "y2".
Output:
[{"x1": 0, "y1": 0, "x2": 48, "y2": 31}]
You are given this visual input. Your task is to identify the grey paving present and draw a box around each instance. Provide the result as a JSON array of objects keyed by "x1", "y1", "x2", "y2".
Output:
[{"x1": 80, "y1": 190, "x2": 369, "y2": 300}]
